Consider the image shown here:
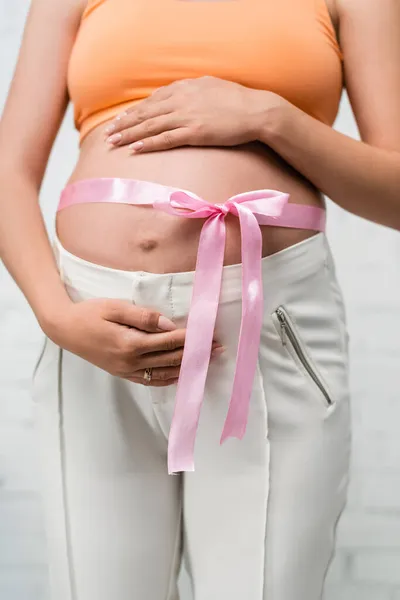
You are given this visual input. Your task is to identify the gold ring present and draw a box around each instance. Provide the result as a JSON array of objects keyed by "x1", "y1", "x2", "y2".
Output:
[{"x1": 143, "y1": 368, "x2": 153, "y2": 383}]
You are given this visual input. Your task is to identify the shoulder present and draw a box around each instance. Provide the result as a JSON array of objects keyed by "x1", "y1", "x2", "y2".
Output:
[
  {"x1": 333, "y1": 0, "x2": 400, "y2": 62},
  {"x1": 29, "y1": 0, "x2": 87, "y2": 22},
  {"x1": 336, "y1": 0, "x2": 400, "y2": 22}
]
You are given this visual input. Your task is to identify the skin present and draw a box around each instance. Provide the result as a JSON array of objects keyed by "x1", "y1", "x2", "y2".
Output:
[
  {"x1": 99, "y1": 0, "x2": 400, "y2": 228},
  {"x1": 0, "y1": 0, "x2": 399, "y2": 388}
]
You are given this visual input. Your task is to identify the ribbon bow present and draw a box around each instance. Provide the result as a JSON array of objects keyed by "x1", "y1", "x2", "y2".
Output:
[
  {"x1": 58, "y1": 178, "x2": 325, "y2": 475},
  {"x1": 154, "y1": 189, "x2": 290, "y2": 474}
]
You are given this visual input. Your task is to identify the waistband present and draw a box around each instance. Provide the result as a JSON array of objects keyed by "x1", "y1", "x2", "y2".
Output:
[
  {"x1": 54, "y1": 231, "x2": 328, "y2": 303},
  {"x1": 58, "y1": 177, "x2": 326, "y2": 474}
]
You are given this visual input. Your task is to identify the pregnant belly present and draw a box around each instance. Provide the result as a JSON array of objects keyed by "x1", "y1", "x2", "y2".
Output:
[{"x1": 56, "y1": 123, "x2": 325, "y2": 273}]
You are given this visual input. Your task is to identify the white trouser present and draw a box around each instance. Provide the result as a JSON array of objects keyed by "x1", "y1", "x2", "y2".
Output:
[{"x1": 32, "y1": 232, "x2": 351, "y2": 600}]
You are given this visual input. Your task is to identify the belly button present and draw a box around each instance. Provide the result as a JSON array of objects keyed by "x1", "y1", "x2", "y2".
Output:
[{"x1": 139, "y1": 239, "x2": 159, "y2": 252}]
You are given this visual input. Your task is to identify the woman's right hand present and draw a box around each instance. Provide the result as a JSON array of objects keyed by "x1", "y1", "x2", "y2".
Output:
[{"x1": 46, "y1": 298, "x2": 222, "y2": 387}]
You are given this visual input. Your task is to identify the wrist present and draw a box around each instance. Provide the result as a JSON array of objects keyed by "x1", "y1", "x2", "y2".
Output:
[
  {"x1": 37, "y1": 296, "x2": 75, "y2": 343},
  {"x1": 249, "y1": 90, "x2": 292, "y2": 145}
]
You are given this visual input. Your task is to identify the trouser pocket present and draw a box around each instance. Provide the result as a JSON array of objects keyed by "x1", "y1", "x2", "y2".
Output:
[{"x1": 272, "y1": 305, "x2": 334, "y2": 408}]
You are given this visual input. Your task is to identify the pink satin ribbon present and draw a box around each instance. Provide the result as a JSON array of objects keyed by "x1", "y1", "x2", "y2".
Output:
[{"x1": 58, "y1": 178, "x2": 326, "y2": 474}]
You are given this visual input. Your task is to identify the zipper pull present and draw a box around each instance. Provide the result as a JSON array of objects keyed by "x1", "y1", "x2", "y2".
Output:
[
  {"x1": 276, "y1": 309, "x2": 287, "y2": 346},
  {"x1": 280, "y1": 321, "x2": 287, "y2": 346}
]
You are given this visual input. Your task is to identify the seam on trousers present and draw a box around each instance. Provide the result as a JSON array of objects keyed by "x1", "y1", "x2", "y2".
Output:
[
  {"x1": 320, "y1": 473, "x2": 351, "y2": 599},
  {"x1": 168, "y1": 275, "x2": 175, "y2": 320},
  {"x1": 165, "y1": 479, "x2": 183, "y2": 600},
  {"x1": 58, "y1": 349, "x2": 79, "y2": 600},
  {"x1": 257, "y1": 357, "x2": 271, "y2": 600}
]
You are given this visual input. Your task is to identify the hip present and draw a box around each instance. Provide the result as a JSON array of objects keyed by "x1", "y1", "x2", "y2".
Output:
[
  {"x1": 32, "y1": 231, "x2": 350, "y2": 473},
  {"x1": 53, "y1": 230, "x2": 350, "y2": 418}
]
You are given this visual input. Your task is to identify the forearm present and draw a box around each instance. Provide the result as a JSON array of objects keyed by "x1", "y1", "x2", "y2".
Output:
[
  {"x1": 258, "y1": 95, "x2": 400, "y2": 230},
  {"x1": 0, "y1": 171, "x2": 73, "y2": 331}
]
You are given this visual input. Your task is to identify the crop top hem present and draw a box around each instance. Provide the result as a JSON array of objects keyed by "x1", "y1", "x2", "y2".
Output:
[{"x1": 78, "y1": 99, "x2": 142, "y2": 145}]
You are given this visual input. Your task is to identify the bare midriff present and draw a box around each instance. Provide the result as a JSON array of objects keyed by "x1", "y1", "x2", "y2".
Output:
[{"x1": 56, "y1": 122, "x2": 325, "y2": 274}]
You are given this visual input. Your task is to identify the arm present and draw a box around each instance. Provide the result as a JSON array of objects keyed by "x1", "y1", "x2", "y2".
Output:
[
  {"x1": 258, "y1": 0, "x2": 400, "y2": 230},
  {"x1": 105, "y1": 0, "x2": 400, "y2": 230},
  {"x1": 0, "y1": 1, "x2": 206, "y2": 386},
  {"x1": 0, "y1": 0, "x2": 86, "y2": 330}
]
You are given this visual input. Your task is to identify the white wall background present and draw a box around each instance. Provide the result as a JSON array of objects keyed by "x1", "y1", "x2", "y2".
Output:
[{"x1": 1, "y1": 2, "x2": 400, "y2": 599}]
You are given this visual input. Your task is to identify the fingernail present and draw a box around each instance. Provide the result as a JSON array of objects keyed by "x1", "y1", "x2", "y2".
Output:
[
  {"x1": 157, "y1": 316, "x2": 176, "y2": 331},
  {"x1": 107, "y1": 133, "x2": 122, "y2": 144},
  {"x1": 115, "y1": 111, "x2": 128, "y2": 120},
  {"x1": 211, "y1": 346, "x2": 225, "y2": 358},
  {"x1": 104, "y1": 123, "x2": 116, "y2": 134},
  {"x1": 129, "y1": 141, "x2": 144, "y2": 153}
]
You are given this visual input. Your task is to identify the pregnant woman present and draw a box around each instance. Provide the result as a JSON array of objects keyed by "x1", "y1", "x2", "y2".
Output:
[{"x1": 1, "y1": 0, "x2": 399, "y2": 598}]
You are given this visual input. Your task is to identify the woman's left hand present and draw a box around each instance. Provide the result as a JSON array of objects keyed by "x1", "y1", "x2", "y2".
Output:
[{"x1": 104, "y1": 77, "x2": 282, "y2": 153}]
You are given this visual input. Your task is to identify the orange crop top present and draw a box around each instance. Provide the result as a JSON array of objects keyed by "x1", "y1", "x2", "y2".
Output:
[{"x1": 68, "y1": 0, "x2": 343, "y2": 143}]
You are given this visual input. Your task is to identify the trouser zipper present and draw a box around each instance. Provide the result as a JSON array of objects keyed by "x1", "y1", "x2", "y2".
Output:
[{"x1": 275, "y1": 306, "x2": 333, "y2": 407}]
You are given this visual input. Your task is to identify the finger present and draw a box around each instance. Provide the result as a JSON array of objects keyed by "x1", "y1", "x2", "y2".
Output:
[
  {"x1": 108, "y1": 115, "x2": 181, "y2": 148},
  {"x1": 128, "y1": 128, "x2": 192, "y2": 154},
  {"x1": 134, "y1": 343, "x2": 224, "y2": 378},
  {"x1": 136, "y1": 337, "x2": 222, "y2": 361},
  {"x1": 138, "y1": 334, "x2": 223, "y2": 357},
  {"x1": 135, "y1": 328, "x2": 187, "y2": 355},
  {"x1": 134, "y1": 366, "x2": 180, "y2": 381},
  {"x1": 127, "y1": 375, "x2": 179, "y2": 387},
  {"x1": 136, "y1": 346, "x2": 185, "y2": 368},
  {"x1": 105, "y1": 100, "x2": 174, "y2": 137},
  {"x1": 127, "y1": 86, "x2": 174, "y2": 110},
  {"x1": 111, "y1": 88, "x2": 175, "y2": 128},
  {"x1": 103, "y1": 300, "x2": 176, "y2": 333},
  {"x1": 110, "y1": 79, "x2": 192, "y2": 129}
]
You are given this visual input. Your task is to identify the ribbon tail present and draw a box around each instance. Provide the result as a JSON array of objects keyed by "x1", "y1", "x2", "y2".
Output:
[
  {"x1": 220, "y1": 204, "x2": 264, "y2": 443},
  {"x1": 167, "y1": 213, "x2": 226, "y2": 474}
]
